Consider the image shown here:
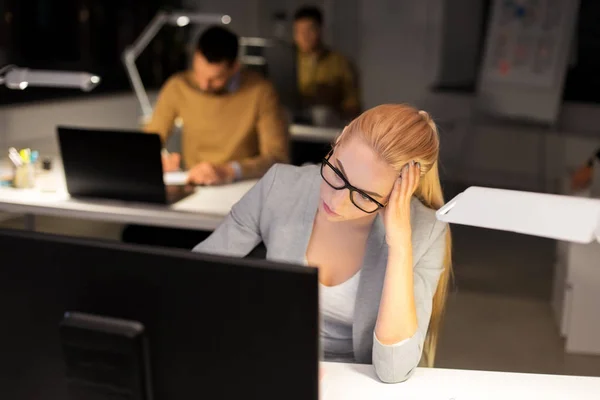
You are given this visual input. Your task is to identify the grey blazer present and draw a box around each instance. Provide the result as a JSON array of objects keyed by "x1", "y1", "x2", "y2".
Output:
[{"x1": 193, "y1": 164, "x2": 447, "y2": 383}]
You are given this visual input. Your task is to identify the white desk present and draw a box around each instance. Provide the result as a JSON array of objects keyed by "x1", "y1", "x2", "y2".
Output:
[
  {"x1": 0, "y1": 158, "x2": 255, "y2": 231},
  {"x1": 0, "y1": 128, "x2": 334, "y2": 231},
  {"x1": 323, "y1": 362, "x2": 600, "y2": 399}
]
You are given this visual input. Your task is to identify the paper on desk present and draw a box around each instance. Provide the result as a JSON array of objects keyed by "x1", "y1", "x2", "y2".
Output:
[
  {"x1": 171, "y1": 180, "x2": 257, "y2": 215},
  {"x1": 164, "y1": 171, "x2": 189, "y2": 186}
]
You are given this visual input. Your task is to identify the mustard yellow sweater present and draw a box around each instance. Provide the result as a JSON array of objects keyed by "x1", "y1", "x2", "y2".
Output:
[
  {"x1": 145, "y1": 70, "x2": 289, "y2": 179},
  {"x1": 297, "y1": 49, "x2": 360, "y2": 116}
]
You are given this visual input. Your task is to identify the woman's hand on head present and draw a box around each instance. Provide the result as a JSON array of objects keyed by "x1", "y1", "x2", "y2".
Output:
[{"x1": 382, "y1": 161, "x2": 420, "y2": 248}]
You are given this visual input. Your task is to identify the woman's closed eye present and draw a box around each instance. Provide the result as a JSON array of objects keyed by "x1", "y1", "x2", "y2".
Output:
[{"x1": 359, "y1": 193, "x2": 371, "y2": 201}]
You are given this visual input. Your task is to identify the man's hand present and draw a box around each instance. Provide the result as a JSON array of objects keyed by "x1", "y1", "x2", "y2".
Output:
[
  {"x1": 162, "y1": 152, "x2": 181, "y2": 173},
  {"x1": 187, "y1": 162, "x2": 236, "y2": 186}
]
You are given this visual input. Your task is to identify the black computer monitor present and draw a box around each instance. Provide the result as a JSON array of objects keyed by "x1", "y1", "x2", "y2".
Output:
[{"x1": 0, "y1": 229, "x2": 319, "y2": 400}]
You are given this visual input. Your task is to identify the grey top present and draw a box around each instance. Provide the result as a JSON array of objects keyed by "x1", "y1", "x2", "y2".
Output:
[{"x1": 193, "y1": 164, "x2": 448, "y2": 383}]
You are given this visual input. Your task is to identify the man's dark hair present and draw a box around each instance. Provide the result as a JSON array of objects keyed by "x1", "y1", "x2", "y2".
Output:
[
  {"x1": 196, "y1": 26, "x2": 239, "y2": 65},
  {"x1": 294, "y1": 6, "x2": 323, "y2": 26}
]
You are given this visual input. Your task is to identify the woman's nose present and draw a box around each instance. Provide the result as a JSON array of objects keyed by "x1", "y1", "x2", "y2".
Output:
[{"x1": 329, "y1": 188, "x2": 350, "y2": 211}]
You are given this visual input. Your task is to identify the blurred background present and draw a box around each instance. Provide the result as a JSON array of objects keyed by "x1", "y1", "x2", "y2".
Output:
[{"x1": 1, "y1": 0, "x2": 600, "y2": 377}]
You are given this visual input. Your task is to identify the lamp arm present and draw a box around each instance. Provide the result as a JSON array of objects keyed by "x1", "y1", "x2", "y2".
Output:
[
  {"x1": 123, "y1": 56, "x2": 153, "y2": 118},
  {"x1": 122, "y1": 12, "x2": 168, "y2": 118},
  {"x1": 0, "y1": 64, "x2": 16, "y2": 86},
  {"x1": 126, "y1": 11, "x2": 168, "y2": 60}
]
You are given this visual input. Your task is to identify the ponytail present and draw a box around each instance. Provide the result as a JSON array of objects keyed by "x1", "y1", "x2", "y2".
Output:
[{"x1": 415, "y1": 161, "x2": 453, "y2": 367}]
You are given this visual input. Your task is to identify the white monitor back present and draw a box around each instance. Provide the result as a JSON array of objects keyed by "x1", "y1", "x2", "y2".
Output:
[{"x1": 437, "y1": 186, "x2": 600, "y2": 244}]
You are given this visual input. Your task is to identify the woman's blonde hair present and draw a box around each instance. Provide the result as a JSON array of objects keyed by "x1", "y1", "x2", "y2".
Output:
[{"x1": 337, "y1": 103, "x2": 452, "y2": 367}]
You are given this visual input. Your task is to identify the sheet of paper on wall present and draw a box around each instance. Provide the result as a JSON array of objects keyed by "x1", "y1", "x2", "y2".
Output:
[{"x1": 163, "y1": 171, "x2": 189, "y2": 186}]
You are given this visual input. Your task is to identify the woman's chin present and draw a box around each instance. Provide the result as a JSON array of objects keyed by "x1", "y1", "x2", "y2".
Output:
[{"x1": 325, "y1": 214, "x2": 344, "y2": 222}]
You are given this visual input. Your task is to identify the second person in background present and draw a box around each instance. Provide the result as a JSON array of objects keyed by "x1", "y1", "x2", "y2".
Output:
[
  {"x1": 293, "y1": 5, "x2": 361, "y2": 121},
  {"x1": 146, "y1": 26, "x2": 289, "y2": 185}
]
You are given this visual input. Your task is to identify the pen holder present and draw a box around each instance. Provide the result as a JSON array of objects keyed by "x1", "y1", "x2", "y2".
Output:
[{"x1": 13, "y1": 163, "x2": 36, "y2": 189}]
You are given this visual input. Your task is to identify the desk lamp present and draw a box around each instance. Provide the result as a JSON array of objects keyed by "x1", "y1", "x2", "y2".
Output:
[
  {"x1": 0, "y1": 65, "x2": 100, "y2": 91},
  {"x1": 0, "y1": 65, "x2": 101, "y2": 157},
  {"x1": 437, "y1": 186, "x2": 600, "y2": 244}
]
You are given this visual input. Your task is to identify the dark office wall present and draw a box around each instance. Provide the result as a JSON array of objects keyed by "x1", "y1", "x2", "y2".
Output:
[
  {"x1": 563, "y1": 0, "x2": 600, "y2": 103},
  {"x1": 0, "y1": 2, "x2": 8, "y2": 66},
  {"x1": 11, "y1": 0, "x2": 80, "y2": 66},
  {"x1": 435, "y1": 0, "x2": 489, "y2": 90},
  {"x1": 0, "y1": 0, "x2": 184, "y2": 105}
]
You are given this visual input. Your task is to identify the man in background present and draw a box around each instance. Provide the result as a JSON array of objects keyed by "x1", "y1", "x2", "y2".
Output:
[
  {"x1": 293, "y1": 5, "x2": 360, "y2": 120},
  {"x1": 146, "y1": 25, "x2": 289, "y2": 185},
  {"x1": 123, "y1": 26, "x2": 288, "y2": 250}
]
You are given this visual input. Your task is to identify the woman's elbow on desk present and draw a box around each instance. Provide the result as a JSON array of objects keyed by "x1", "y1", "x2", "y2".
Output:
[
  {"x1": 372, "y1": 332, "x2": 422, "y2": 383},
  {"x1": 373, "y1": 356, "x2": 418, "y2": 384},
  {"x1": 375, "y1": 366, "x2": 417, "y2": 384}
]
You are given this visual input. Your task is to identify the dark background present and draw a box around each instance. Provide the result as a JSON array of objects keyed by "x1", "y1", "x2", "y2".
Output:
[
  {"x1": 0, "y1": 0, "x2": 187, "y2": 104},
  {"x1": 1, "y1": 0, "x2": 600, "y2": 104}
]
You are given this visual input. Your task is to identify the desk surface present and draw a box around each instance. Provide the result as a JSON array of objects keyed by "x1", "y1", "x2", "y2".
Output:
[
  {"x1": 0, "y1": 157, "x2": 255, "y2": 230},
  {"x1": 0, "y1": 130, "x2": 337, "y2": 230},
  {"x1": 323, "y1": 362, "x2": 600, "y2": 399},
  {"x1": 0, "y1": 127, "x2": 338, "y2": 230}
]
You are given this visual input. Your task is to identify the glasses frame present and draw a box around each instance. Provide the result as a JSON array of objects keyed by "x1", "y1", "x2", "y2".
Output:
[{"x1": 320, "y1": 151, "x2": 387, "y2": 214}]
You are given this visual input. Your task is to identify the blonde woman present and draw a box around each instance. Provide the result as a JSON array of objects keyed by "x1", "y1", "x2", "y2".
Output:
[{"x1": 194, "y1": 104, "x2": 452, "y2": 383}]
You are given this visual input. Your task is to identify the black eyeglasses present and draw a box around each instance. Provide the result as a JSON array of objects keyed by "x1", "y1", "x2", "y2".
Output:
[{"x1": 320, "y1": 152, "x2": 386, "y2": 214}]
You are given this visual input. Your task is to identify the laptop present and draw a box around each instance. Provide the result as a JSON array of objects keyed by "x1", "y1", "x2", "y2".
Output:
[{"x1": 57, "y1": 126, "x2": 194, "y2": 205}]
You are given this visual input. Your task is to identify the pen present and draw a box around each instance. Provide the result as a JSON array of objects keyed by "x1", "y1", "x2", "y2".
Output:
[
  {"x1": 19, "y1": 148, "x2": 31, "y2": 164},
  {"x1": 8, "y1": 148, "x2": 23, "y2": 167},
  {"x1": 9, "y1": 152, "x2": 22, "y2": 167},
  {"x1": 9, "y1": 147, "x2": 20, "y2": 160}
]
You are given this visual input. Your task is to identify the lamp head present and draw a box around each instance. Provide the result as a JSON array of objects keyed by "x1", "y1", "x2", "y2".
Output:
[{"x1": 4, "y1": 68, "x2": 101, "y2": 91}]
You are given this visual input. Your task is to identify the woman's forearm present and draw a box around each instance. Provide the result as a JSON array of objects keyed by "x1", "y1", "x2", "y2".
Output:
[{"x1": 374, "y1": 238, "x2": 418, "y2": 345}]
